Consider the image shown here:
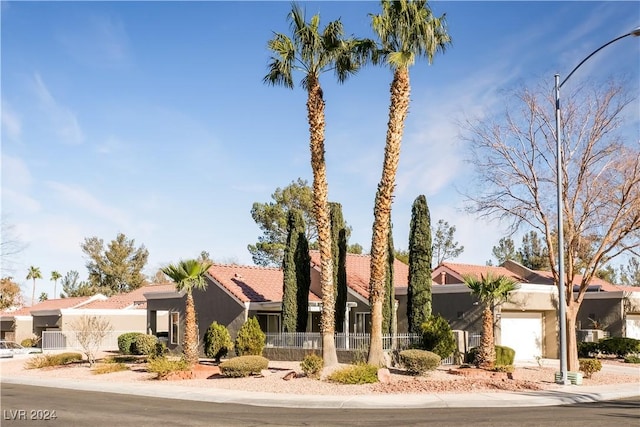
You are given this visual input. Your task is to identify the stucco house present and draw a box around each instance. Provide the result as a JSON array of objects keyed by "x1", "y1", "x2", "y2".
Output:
[{"x1": 428, "y1": 260, "x2": 640, "y2": 361}]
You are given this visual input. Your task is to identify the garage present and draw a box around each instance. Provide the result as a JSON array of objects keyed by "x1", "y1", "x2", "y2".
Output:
[
  {"x1": 500, "y1": 312, "x2": 543, "y2": 361},
  {"x1": 626, "y1": 314, "x2": 640, "y2": 339}
]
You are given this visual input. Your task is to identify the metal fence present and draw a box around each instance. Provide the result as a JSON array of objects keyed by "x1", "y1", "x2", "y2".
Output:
[
  {"x1": 42, "y1": 330, "x2": 132, "y2": 351},
  {"x1": 264, "y1": 332, "x2": 423, "y2": 352}
]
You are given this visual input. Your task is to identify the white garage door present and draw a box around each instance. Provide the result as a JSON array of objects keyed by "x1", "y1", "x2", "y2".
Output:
[
  {"x1": 500, "y1": 312, "x2": 543, "y2": 361},
  {"x1": 626, "y1": 314, "x2": 640, "y2": 339}
]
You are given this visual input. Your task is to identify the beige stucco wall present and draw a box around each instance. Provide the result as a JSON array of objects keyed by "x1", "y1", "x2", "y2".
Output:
[{"x1": 60, "y1": 311, "x2": 148, "y2": 333}]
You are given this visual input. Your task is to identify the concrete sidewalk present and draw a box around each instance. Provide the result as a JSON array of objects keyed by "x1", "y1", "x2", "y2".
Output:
[{"x1": 2, "y1": 370, "x2": 638, "y2": 409}]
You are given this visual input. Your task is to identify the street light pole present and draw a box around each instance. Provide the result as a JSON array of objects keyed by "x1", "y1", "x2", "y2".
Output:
[{"x1": 554, "y1": 26, "x2": 640, "y2": 385}]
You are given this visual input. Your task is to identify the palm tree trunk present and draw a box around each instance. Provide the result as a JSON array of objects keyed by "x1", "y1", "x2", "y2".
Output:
[
  {"x1": 184, "y1": 292, "x2": 199, "y2": 365},
  {"x1": 478, "y1": 307, "x2": 495, "y2": 369},
  {"x1": 368, "y1": 67, "x2": 410, "y2": 367},
  {"x1": 307, "y1": 77, "x2": 338, "y2": 367},
  {"x1": 31, "y1": 279, "x2": 36, "y2": 306}
]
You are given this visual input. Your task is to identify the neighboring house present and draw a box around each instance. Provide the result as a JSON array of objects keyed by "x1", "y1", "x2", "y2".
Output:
[
  {"x1": 0, "y1": 284, "x2": 174, "y2": 345},
  {"x1": 429, "y1": 260, "x2": 640, "y2": 361}
]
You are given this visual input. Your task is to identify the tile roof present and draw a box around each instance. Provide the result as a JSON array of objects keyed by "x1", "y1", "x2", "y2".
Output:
[
  {"x1": 81, "y1": 284, "x2": 176, "y2": 310},
  {"x1": 207, "y1": 264, "x2": 321, "y2": 304},
  {"x1": 1, "y1": 296, "x2": 98, "y2": 317},
  {"x1": 309, "y1": 251, "x2": 409, "y2": 300},
  {"x1": 433, "y1": 262, "x2": 525, "y2": 284}
]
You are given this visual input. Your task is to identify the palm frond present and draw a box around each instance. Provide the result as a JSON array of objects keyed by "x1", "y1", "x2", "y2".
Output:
[{"x1": 161, "y1": 259, "x2": 212, "y2": 293}]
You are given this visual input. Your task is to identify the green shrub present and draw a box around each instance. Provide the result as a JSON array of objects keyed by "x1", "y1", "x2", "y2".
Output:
[
  {"x1": 579, "y1": 358, "x2": 602, "y2": 379},
  {"x1": 92, "y1": 363, "x2": 129, "y2": 375},
  {"x1": 118, "y1": 332, "x2": 144, "y2": 355},
  {"x1": 21, "y1": 338, "x2": 36, "y2": 348},
  {"x1": 419, "y1": 314, "x2": 456, "y2": 359},
  {"x1": 327, "y1": 363, "x2": 379, "y2": 385},
  {"x1": 398, "y1": 349, "x2": 441, "y2": 375},
  {"x1": 131, "y1": 334, "x2": 158, "y2": 356},
  {"x1": 598, "y1": 337, "x2": 640, "y2": 358},
  {"x1": 624, "y1": 355, "x2": 640, "y2": 364},
  {"x1": 154, "y1": 341, "x2": 167, "y2": 358},
  {"x1": 492, "y1": 364, "x2": 515, "y2": 373},
  {"x1": 25, "y1": 352, "x2": 83, "y2": 369},
  {"x1": 465, "y1": 347, "x2": 479, "y2": 365},
  {"x1": 234, "y1": 317, "x2": 265, "y2": 356},
  {"x1": 219, "y1": 355, "x2": 269, "y2": 378},
  {"x1": 204, "y1": 322, "x2": 233, "y2": 362},
  {"x1": 495, "y1": 345, "x2": 515, "y2": 366},
  {"x1": 578, "y1": 341, "x2": 600, "y2": 358},
  {"x1": 300, "y1": 353, "x2": 323, "y2": 379},
  {"x1": 146, "y1": 356, "x2": 190, "y2": 378}
]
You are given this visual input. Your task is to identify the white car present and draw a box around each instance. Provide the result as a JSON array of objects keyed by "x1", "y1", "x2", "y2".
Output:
[{"x1": 0, "y1": 340, "x2": 42, "y2": 357}]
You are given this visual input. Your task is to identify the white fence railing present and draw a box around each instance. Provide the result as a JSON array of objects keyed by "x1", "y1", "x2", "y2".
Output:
[
  {"x1": 42, "y1": 330, "x2": 131, "y2": 352},
  {"x1": 264, "y1": 332, "x2": 422, "y2": 351}
]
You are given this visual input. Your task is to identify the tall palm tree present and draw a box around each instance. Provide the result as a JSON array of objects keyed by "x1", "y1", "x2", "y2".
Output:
[
  {"x1": 464, "y1": 274, "x2": 518, "y2": 369},
  {"x1": 50, "y1": 271, "x2": 62, "y2": 299},
  {"x1": 265, "y1": 3, "x2": 370, "y2": 367},
  {"x1": 366, "y1": 0, "x2": 450, "y2": 366},
  {"x1": 26, "y1": 266, "x2": 42, "y2": 306},
  {"x1": 162, "y1": 259, "x2": 212, "y2": 365}
]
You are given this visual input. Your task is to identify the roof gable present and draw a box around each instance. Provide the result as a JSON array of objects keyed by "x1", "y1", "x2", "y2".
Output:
[
  {"x1": 80, "y1": 284, "x2": 176, "y2": 309},
  {"x1": 206, "y1": 264, "x2": 321, "y2": 304},
  {"x1": 432, "y1": 263, "x2": 524, "y2": 285}
]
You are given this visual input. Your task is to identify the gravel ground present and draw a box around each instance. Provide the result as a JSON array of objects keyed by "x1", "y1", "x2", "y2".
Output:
[{"x1": 1, "y1": 353, "x2": 638, "y2": 396}]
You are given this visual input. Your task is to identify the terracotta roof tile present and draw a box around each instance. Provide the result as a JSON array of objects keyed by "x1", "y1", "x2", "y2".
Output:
[
  {"x1": 207, "y1": 264, "x2": 321, "y2": 304},
  {"x1": 1, "y1": 296, "x2": 96, "y2": 317},
  {"x1": 81, "y1": 284, "x2": 176, "y2": 309},
  {"x1": 309, "y1": 251, "x2": 409, "y2": 300},
  {"x1": 432, "y1": 263, "x2": 524, "y2": 284}
]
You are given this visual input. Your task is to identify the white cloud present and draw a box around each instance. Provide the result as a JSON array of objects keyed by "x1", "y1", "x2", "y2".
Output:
[
  {"x1": 1, "y1": 100, "x2": 21, "y2": 141},
  {"x1": 45, "y1": 181, "x2": 130, "y2": 228},
  {"x1": 32, "y1": 73, "x2": 84, "y2": 145}
]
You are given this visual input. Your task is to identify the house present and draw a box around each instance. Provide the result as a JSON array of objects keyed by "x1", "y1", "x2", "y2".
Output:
[
  {"x1": 429, "y1": 260, "x2": 640, "y2": 361},
  {"x1": 0, "y1": 284, "x2": 174, "y2": 346},
  {"x1": 146, "y1": 252, "x2": 409, "y2": 353}
]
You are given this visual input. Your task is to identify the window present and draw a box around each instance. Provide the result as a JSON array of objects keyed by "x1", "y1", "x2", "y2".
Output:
[
  {"x1": 355, "y1": 312, "x2": 371, "y2": 334},
  {"x1": 170, "y1": 312, "x2": 180, "y2": 345},
  {"x1": 257, "y1": 313, "x2": 280, "y2": 333}
]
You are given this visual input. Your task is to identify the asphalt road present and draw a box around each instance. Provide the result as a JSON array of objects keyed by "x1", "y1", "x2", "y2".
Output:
[{"x1": 1, "y1": 383, "x2": 639, "y2": 427}]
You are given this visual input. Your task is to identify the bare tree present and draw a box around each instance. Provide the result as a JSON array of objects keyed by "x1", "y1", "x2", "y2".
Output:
[
  {"x1": 464, "y1": 79, "x2": 640, "y2": 371},
  {"x1": 71, "y1": 315, "x2": 113, "y2": 367},
  {"x1": 1, "y1": 216, "x2": 27, "y2": 275}
]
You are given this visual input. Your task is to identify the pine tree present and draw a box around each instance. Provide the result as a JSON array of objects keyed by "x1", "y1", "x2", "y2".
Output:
[
  {"x1": 330, "y1": 203, "x2": 348, "y2": 333},
  {"x1": 294, "y1": 217, "x2": 311, "y2": 333},
  {"x1": 407, "y1": 195, "x2": 433, "y2": 333},
  {"x1": 383, "y1": 219, "x2": 395, "y2": 335}
]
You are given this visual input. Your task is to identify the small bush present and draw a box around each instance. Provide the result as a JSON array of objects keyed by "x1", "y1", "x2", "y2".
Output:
[
  {"x1": 146, "y1": 356, "x2": 190, "y2": 378},
  {"x1": 219, "y1": 355, "x2": 269, "y2": 378},
  {"x1": 153, "y1": 341, "x2": 167, "y2": 358},
  {"x1": 327, "y1": 363, "x2": 379, "y2": 385},
  {"x1": 204, "y1": 322, "x2": 233, "y2": 363},
  {"x1": 598, "y1": 337, "x2": 640, "y2": 358},
  {"x1": 492, "y1": 364, "x2": 515, "y2": 373},
  {"x1": 419, "y1": 314, "x2": 456, "y2": 359},
  {"x1": 495, "y1": 345, "x2": 515, "y2": 366},
  {"x1": 20, "y1": 338, "x2": 36, "y2": 348},
  {"x1": 579, "y1": 358, "x2": 602, "y2": 378},
  {"x1": 118, "y1": 332, "x2": 144, "y2": 355},
  {"x1": 398, "y1": 349, "x2": 441, "y2": 375},
  {"x1": 465, "y1": 347, "x2": 479, "y2": 365},
  {"x1": 300, "y1": 353, "x2": 323, "y2": 379},
  {"x1": 92, "y1": 363, "x2": 129, "y2": 375},
  {"x1": 624, "y1": 355, "x2": 640, "y2": 364},
  {"x1": 131, "y1": 334, "x2": 158, "y2": 356},
  {"x1": 578, "y1": 341, "x2": 600, "y2": 358},
  {"x1": 105, "y1": 355, "x2": 140, "y2": 363},
  {"x1": 25, "y1": 352, "x2": 83, "y2": 369},
  {"x1": 234, "y1": 317, "x2": 265, "y2": 356}
]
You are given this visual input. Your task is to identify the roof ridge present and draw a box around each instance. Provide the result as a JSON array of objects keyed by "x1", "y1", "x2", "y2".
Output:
[{"x1": 209, "y1": 263, "x2": 282, "y2": 271}]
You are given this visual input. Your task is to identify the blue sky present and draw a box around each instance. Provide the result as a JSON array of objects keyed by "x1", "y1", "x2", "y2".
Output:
[{"x1": 2, "y1": 1, "x2": 639, "y2": 299}]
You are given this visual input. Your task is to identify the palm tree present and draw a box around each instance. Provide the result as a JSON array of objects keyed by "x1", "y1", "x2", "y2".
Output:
[
  {"x1": 50, "y1": 271, "x2": 62, "y2": 299},
  {"x1": 162, "y1": 259, "x2": 212, "y2": 365},
  {"x1": 264, "y1": 3, "x2": 370, "y2": 367},
  {"x1": 366, "y1": 0, "x2": 451, "y2": 366},
  {"x1": 26, "y1": 266, "x2": 42, "y2": 306},
  {"x1": 464, "y1": 274, "x2": 518, "y2": 369}
]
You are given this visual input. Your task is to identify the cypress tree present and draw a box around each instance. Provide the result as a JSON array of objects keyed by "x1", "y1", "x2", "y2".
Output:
[
  {"x1": 330, "y1": 203, "x2": 348, "y2": 333},
  {"x1": 383, "y1": 219, "x2": 395, "y2": 335},
  {"x1": 407, "y1": 195, "x2": 433, "y2": 333},
  {"x1": 282, "y1": 209, "x2": 307, "y2": 332},
  {"x1": 295, "y1": 222, "x2": 311, "y2": 332}
]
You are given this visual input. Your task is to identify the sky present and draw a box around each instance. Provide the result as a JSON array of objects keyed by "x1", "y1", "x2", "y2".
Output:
[{"x1": 2, "y1": 1, "x2": 639, "y2": 300}]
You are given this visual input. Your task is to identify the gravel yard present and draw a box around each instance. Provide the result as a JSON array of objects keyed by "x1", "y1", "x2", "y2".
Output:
[{"x1": 1, "y1": 354, "x2": 638, "y2": 396}]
